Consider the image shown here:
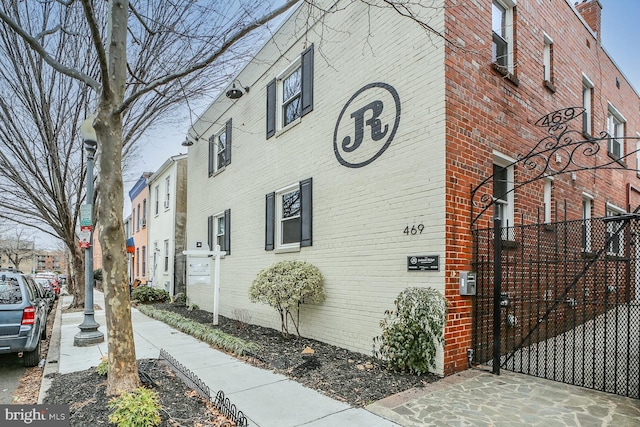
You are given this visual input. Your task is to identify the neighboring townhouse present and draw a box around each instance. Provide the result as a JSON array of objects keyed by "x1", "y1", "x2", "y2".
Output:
[
  {"x1": 147, "y1": 154, "x2": 188, "y2": 296},
  {"x1": 183, "y1": 0, "x2": 640, "y2": 382},
  {"x1": 128, "y1": 172, "x2": 153, "y2": 285}
]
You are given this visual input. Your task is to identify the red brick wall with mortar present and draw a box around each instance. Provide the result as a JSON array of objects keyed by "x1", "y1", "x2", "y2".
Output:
[{"x1": 441, "y1": 0, "x2": 640, "y2": 375}]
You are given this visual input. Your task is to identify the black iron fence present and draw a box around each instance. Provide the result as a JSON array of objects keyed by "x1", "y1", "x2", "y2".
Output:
[
  {"x1": 159, "y1": 349, "x2": 249, "y2": 426},
  {"x1": 472, "y1": 215, "x2": 640, "y2": 398}
]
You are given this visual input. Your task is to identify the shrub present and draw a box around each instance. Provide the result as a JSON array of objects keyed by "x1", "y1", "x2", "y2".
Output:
[
  {"x1": 132, "y1": 286, "x2": 169, "y2": 303},
  {"x1": 249, "y1": 260, "x2": 325, "y2": 337},
  {"x1": 373, "y1": 287, "x2": 447, "y2": 375},
  {"x1": 187, "y1": 303, "x2": 199, "y2": 311},
  {"x1": 172, "y1": 292, "x2": 186, "y2": 306},
  {"x1": 108, "y1": 387, "x2": 161, "y2": 427},
  {"x1": 96, "y1": 356, "x2": 108, "y2": 376},
  {"x1": 93, "y1": 268, "x2": 103, "y2": 281}
]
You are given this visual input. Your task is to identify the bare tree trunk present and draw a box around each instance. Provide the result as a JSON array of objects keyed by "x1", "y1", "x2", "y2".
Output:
[{"x1": 67, "y1": 245, "x2": 85, "y2": 309}]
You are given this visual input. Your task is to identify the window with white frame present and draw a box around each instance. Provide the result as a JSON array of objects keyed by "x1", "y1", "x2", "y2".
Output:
[
  {"x1": 582, "y1": 75, "x2": 594, "y2": 136},
  {"x1": 543, "y1": 177, "x2": 553, "y2": 224},
  {"x1": 607, "y1": 105, "x2": 625, "y2": 159},
  {"x1": 543, "y1": 33, "x2": 553, "y2": 83},
  {"x1": 266, "y1": 45, "x2": 314, "y2": 138},
  {"x1": 207, "y1": 210, "x2": 231, "y2": 254},
  {"x1": 493, "y1": 154, "x2": 515, "y2": 240},
  {"x1": 142, "y1": 199, "x2": 147, "y2": 227},
  {"x1": 265, "y1": 178, "x2": 312, "y2": 251},
  {"x1": 154, "y1": 185, "x2": 159, "y2": 215},
  {"x1": 637, "y1": 136, "x2": 640, "y2": 178},
  {"x1": 582, "y1": 194, "x2": 593, "y2": 252},
  {"x1": 208, "y1": 120, "x2": 232, "y2": 176},
  {"x1": 492, "y1": 0, "x2": 515, "y2": 72},
  {"x1": 142, "y1": 246, "x2": 146, "y2": 277},
  {"x1": 136, "y1": 204, "x2": 141, "y2": 231},
  {"x1": 606, "y1": 203, "x2": 625, "y2": 256},
  {"x1": 163, "y1": 239, "x2": 169, "y2": 272},
  {"x1": 164, "y1": 176, "x2": 171, "y2": 209}
]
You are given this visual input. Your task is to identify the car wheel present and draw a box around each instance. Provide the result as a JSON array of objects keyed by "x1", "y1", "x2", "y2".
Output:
[{"x1": 23, "y1": 341, "x2": 41, "y2": 367}]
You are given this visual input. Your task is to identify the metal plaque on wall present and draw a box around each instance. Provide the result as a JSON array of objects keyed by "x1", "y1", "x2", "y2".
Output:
[{"x1": 407, "y1": 255, "x2": 439, "y2": 271}]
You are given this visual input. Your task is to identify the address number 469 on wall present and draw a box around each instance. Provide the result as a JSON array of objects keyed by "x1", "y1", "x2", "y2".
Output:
[{"x1": 403, "y1": 224, "x2": 424, "y2": 235}]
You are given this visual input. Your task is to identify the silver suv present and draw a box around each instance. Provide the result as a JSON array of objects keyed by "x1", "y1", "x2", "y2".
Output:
[{"x1": 0, "y1": 269, "x2": 49, "y2": 366}]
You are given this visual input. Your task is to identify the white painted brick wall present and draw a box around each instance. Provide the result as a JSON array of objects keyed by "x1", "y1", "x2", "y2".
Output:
[{"x1": 186, "y1": 0, "x2": 447, "y2": 370}]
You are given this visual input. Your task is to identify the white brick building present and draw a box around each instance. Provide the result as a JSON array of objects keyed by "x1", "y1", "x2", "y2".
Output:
[{"x1": 185, "y1": 1, "x2": 447, "y2": 370}]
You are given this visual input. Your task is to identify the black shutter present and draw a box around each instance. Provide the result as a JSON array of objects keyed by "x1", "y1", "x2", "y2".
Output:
[
  {"x1": 301, "y1": 44, "x2": 314, "y2": 117},
  {"x1": 225, "y1": 119, "x2": 232, "y2": 166},
  {"x1": 265, "y1": 192, "x2": 275, "y2": 250},
  {"x1": 207, "y1": 215, "x2": 213, "y2": 251},
  {"x1": 208, "y1": 137, "x2": 214, "y2": 177},
  {"x1": 300, "y1": 177, "x2": 312, "y2": 247},
  {"x1": 224, "y1": 208, "x2": 231, "y2": 255},
  {"x1": 266, "y1": 79, "x2": 276, "y2": 139}
]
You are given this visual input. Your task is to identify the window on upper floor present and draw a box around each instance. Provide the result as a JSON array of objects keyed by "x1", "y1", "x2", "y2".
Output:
[
  {"x1": 637, "y1": 136, "x2": 640, "y2": 178},
  {"x1": 265, "y1": 178, "x2": 312, "y2": 251},
  {"x1": 543, "y1": 34, "x2": 554, "y2": 91},
  {"x1": 136, "y1": 204, "x2": 141, "y2": 231},
  {"x1": 154, "y1": 185, "x2": 160, "y2": 216},
  {"x1": 492, "y1": 0, "x2": 515, "y2": 73},
  {"x1": 164, "y1": 176, "x2": 171, "y2": 209},
  {"x1": 582, "y1": 75, "x2": 594, "y2": 137},
  {"x1": 208, "y1": 209, "x2": 231, "y2": 254},
  {"x1": 266, "y1": 44, "x2": 314, "y2": 138},
  {"x1": 607, "y1": 104, "x2": 626, "y2": 160},
  {"x1": 142, "y1": 199, "x2": 147, "y2": 228},
  {"x1": 209, "y1": 120, "x2": 232, "y2": 177}
]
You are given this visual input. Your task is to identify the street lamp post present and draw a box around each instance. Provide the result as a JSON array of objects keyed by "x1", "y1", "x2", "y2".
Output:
[{"x1": 74, "y1": 116, "x2": 104, "y2": 346}]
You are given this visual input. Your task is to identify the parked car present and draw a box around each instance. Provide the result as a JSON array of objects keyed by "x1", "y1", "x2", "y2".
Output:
[
  {"x1": 0, "y1": 270, "x2": 49, "y2": 366},
  {"x1": 33, "y1": 278, "x2": 55, "y2": 311},
  {"x1": 34, "y1": 273, "x2": 60, "y2": 299}
]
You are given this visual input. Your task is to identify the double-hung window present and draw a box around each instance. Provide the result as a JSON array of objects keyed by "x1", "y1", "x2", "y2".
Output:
[
  {"x1": 164, "y1": 176, "x2": 171, "y2": 209},
  {"x1": 543, "y1": 177, "x2": 553, "y2": 224},
  {"x1": 607, "y1": 104, "x2": 625, "y2": 160},
  {"x1": 493, "y1": 153, "x2": 515, "y2": 240},
  {"x1": 265, "y1": 178, "x2": 312, "y2": 251},
  {"x1": 163, "y1": 239, "x2": 169, "y2": 272},
  {"x1": 142, "y1": 246, "x2": 146, "y2": 277},
  {"x1": 492, "y1": 0, "x2": 515, "y2": 73},
  {"x1": 543, "y1": 33, "x2": 553, "y2": 87},
  {"x1": 266, "y1": 45, "x2": 314, "y2": 138},
  {"x1": 207, "y1": 209, "x2": 230, "y2": 254},
  {"x1": 582, "y1": 194, "x2": 593, "y2": 253},
  {"x1": 154, "y1": 186, "x2": 159, "y2": 215},
  {"x1": 208, "y1": 119, "x2": 232, "y2": 176},
  {"x1": 605, "y1": 203, "x2": 625, "y2": 257},
  {"x1": 582, "y1": 75, "x2": 594, "y2": 136}
]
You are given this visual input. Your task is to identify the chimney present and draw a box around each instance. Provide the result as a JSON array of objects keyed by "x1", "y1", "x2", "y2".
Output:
[{"x1": 575, "y1": 0, "x2": 603, "y2": 41}]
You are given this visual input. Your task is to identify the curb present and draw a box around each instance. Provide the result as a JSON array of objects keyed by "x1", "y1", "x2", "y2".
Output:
[{"x1": 38, "y1": 297, "x2": 63, "y2": 403}]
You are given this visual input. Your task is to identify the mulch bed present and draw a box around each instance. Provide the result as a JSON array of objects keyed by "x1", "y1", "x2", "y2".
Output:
[{"x1": 30, "y1": 302, "x2": 437, "y2": 426}]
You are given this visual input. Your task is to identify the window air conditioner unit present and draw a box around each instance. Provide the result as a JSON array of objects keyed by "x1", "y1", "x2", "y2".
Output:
[
  {"x1": 141, "y1": 219, "x2": 146, "y2": 227},
  {"x1": 164, "y1": 200, "x2": 170, "y2": 209}
]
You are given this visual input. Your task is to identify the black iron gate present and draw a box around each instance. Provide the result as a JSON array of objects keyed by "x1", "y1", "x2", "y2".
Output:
[{"x1": 472, "y1": 214, "x2": 640, "y2": 398}]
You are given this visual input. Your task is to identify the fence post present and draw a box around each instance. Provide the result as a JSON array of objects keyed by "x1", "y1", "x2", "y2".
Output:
[{"x1": 493, "y1": 217, "x2": 502, "y2": 375}]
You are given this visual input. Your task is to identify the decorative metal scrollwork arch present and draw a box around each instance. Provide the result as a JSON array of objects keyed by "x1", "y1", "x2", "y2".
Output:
[{"x1": 471, "y1": 107, "x2": 640, "y2": 226}]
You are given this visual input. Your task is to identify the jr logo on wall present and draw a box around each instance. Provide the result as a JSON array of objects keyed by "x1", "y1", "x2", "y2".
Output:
[{"x1": 333, "y1": 82, "x2": 401, "y2": 168}]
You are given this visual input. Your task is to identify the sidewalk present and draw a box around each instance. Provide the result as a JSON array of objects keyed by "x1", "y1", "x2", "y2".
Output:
[
  {"x1": 39, "y1": 291, "x2": 399, "y2": 426},
  {"x1": 40, "y1": 292, "x2": 640, "y2": 426}
]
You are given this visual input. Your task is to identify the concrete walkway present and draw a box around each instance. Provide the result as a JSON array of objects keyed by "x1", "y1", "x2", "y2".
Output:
[{"x1": 40, "y1": 291, "x2": 640, "y2": 426}]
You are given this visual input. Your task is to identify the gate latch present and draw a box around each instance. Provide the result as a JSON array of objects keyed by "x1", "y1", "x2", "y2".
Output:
[{"x1": 500, "y1": 292, "x2": 510, "y2": 308}]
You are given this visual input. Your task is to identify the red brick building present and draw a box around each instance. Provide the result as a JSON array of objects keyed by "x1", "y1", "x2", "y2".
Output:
[{"x1": 444, "y1": 0, "x2": 640, "y2": 375}]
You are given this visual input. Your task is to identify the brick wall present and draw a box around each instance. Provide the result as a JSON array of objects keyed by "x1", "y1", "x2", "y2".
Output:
[{"x1": 443, "y1": 0, "x2": 640, "y2": 374}]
